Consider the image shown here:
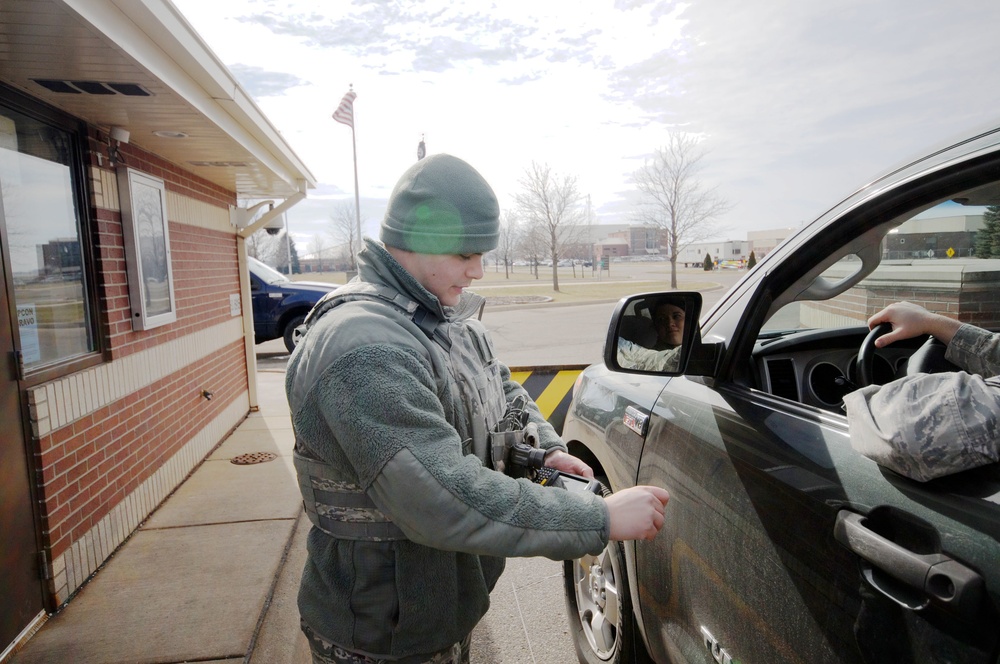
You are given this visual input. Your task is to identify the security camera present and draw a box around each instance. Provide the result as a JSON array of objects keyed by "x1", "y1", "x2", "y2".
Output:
[
  {"x1": 264, "y1": 212, "x2": 284, "y2": 236},
  {"x1": 110, "y1": 126, "x2": 130, "y2": 144}
]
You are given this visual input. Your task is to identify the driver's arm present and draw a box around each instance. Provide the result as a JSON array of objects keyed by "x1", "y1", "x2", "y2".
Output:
[
  {"x1": 869, "y1": 301, "x2": 1000, "y2": 376},
  {"x1": 947, "y1": 324, "x2": 1000, "y2": 378},
  {"x1": 844, "y1": 372, "x2": 1000, "y2": 481}
]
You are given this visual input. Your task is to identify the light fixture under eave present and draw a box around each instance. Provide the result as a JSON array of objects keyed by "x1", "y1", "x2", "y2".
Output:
[
  {"x1": 153, "y1": 130, "x2": 189, "y2": 139},
  {"x1": 106, "y1": 126, "x2": 129, "y2": 167}
]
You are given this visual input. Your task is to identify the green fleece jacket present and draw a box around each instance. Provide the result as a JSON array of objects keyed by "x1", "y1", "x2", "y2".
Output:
[{"x1": 285, "y1": 239, "x2": 610, "y2": 658}]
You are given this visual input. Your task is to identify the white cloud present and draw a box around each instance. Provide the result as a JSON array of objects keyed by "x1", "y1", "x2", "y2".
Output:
[{"x1": 172, "y1": 0, "x2": 1000, "y2": 249}]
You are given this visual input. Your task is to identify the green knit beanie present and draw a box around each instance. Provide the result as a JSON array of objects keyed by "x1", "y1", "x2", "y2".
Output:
[{"x1": 380, "y1": 154, "x2": 500, "y2": 255}]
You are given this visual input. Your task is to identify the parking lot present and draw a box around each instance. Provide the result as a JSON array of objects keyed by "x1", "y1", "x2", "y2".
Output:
[{"x1": 257, "y1": 263, "x2": 746, "y2": 367}]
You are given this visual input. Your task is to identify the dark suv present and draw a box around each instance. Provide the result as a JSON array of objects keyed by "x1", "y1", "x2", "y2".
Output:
[
  {"x1": 561, "y1": 123, "x2": 1000, "y2": 663},
  {"x1": 248, "y1": 256, "x2": 338, "y2": 352}
]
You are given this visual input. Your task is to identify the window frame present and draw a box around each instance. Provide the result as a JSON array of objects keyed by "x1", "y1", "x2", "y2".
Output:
[
  {"x1": 116, "y1": 166, "x2": 177, "y2": 331},
  {"x1": 0, "y1": 83, "x2": 105, "y2": 386}
]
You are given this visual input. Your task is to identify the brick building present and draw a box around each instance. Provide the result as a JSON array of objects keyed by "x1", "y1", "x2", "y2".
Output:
[{"x1": 0, "y1": 1, "x2": 315, "y2": 657}]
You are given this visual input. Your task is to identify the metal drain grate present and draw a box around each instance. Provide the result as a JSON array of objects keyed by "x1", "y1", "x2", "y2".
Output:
[{"x1": 231, "y1": 452, "x2": 277, "y2": 465}]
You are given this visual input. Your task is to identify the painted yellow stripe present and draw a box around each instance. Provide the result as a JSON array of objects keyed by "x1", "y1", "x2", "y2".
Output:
[
  {"x1": 533, "y1": 371, "x2": 581, "y2": 419},
  {"x1": 509, "y1": 371, "x2": 531, "y2": 385}
]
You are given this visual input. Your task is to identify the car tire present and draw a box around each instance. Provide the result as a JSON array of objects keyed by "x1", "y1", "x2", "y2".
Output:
[
  {"x1": 564, "y1": 484, "x2": 650, "y2": 664},
  {"x1": 282, "y1": 313, "x2": 307, "y2": 352}
]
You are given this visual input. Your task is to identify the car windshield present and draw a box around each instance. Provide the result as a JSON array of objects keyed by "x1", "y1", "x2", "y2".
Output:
[{"x1": 248, "y1": 257, "x2": 290, "y2": 285}]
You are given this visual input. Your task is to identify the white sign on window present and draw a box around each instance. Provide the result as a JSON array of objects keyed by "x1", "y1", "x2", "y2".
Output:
[{"x1": 17, "y1": 303, "x2": 40, "y2": 363}]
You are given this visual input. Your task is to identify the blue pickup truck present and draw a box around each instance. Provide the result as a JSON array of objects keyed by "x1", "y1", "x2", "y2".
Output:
[{"x1": 248, "y1": 256, "x2": 339, "y2": 352}]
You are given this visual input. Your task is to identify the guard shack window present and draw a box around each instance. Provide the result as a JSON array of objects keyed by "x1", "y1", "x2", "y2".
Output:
[{"x1": 0, "y1": 100, "x2": 97, "y2": 376}]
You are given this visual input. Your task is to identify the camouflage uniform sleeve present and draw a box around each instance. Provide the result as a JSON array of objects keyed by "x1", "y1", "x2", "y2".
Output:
[
  {"x1": 617, "y1": 339, "x2": 681, "y2": 372},
  {"x1": 843, "y1": 372, "x2": 1000, "y2": 481},
  {"x1": 945, "y1": 324, "x2": 1000, "y2": 377}
]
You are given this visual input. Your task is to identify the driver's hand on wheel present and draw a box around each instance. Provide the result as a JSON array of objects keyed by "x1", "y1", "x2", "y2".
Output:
[{"x1": 868, "y1": 301, "x2": 962, "y2": 348}]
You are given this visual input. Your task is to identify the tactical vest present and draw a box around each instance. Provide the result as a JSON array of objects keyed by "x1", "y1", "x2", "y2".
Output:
[{"x1": 293, "y1": 282, "x2": 507, "y2": 541}]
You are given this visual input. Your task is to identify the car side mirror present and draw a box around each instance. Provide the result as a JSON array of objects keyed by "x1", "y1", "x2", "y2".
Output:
[{"x1": 604, "y1": 292, "x2": 703, "y2": 375}]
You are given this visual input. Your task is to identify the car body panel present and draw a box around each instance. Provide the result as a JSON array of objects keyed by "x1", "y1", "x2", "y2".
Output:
[
  {"x1": 247, "y1": 257, "x2": 337, "y2": 346},
  {"x1": 250, "y1": 278, "x2": 331, "y2": 340}
]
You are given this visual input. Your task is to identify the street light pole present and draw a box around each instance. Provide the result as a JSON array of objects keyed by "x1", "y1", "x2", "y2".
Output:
[{"x1": 284, "y1": 213, "x2": 292, "y2": 275}]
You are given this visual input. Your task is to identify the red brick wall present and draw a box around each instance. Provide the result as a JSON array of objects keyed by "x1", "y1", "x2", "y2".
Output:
[
  {"x1": 34, "y1": 132, "x2": 250, "y2": 561},
  {"x1": 808, "y1": 280, "x2": 1000, "y2": 330},
  {"x1": 86, "y1": 129, "x2": 239, "y2": 359},
  {"x1": 85, "y1": 128, "x2": 234, "y2": 209},
  {"x1": 37, "y1": 343, "x2": 247, "y2": 559}
]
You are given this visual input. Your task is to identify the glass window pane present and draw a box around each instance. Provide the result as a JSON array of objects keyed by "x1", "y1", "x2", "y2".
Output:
[
  {"x1": 0, "y1": 109, "x2": 94, "y2": 370},
  {"x1": 129, "y1": 176, "x2": 171, "y2": 316}
]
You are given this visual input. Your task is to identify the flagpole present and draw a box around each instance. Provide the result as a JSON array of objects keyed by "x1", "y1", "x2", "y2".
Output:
[
  {"x1": 351, "y1": 123, "x2": 361, "y2": 262},
  {"x1": 332, "y1": 85, "x2": 361, "y2": 268}
]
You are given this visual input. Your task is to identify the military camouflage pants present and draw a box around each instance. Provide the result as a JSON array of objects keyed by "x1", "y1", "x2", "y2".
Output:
[{"x1": 302, "y1": 621, "x2": 471, "y2": 664}]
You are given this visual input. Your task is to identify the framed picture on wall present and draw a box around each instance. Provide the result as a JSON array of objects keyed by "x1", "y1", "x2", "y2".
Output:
[{"x1": 116, "y1": 167, "x2": 177, "y2": 331}]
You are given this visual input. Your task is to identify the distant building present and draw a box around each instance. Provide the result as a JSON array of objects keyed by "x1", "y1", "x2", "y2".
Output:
[
  {"x1": 747, "y1": 227, "x2": 798, "y2": 260},
  {"x1": 504, "y1": 223, "x2": 799, "y2": 266},
  {"x1": 677, "y1": 240, "x2": 748, "y2": 267},
  {"x1": 884, "y1": 213, "x2": 984, "y2": 259},
  {"x1": 595, "y1": 236, "x2": 631, "y2": 258}
]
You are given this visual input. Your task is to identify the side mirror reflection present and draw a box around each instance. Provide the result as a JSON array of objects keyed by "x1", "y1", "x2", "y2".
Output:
[{"x1": 606, "y1": 292, "x2": 702, "y2": 374}]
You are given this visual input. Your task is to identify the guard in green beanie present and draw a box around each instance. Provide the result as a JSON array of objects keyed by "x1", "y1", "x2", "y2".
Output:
[
  {"x1": 380, "y1": 153, "x2": 500, "y2": 256},
  {"x1": 286, "y1": 154, "x2": 670, "y2": 664}
]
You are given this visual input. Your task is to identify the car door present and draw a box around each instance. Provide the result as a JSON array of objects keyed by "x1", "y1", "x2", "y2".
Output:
[
  {"x1": 636, "y1": 371, "x2": 1000, "y2": 664},
  {"x1": 631, "y1": 143, "x2": 1000, "y2": 664},
  {"x1": 249, "y1": 270, "x2": 278, "y2": 339}
]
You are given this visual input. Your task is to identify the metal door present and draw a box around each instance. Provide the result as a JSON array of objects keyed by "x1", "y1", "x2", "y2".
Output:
[{"x1": 0, "y1": 226, "x2": 45, "y2": 652}]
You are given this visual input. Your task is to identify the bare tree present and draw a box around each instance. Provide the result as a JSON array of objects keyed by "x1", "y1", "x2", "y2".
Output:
[
  {"x1": 308, "y1": 234, "x2": 329, "y2": 272},
  {"x1": 244, "y1": 229, "x2": 267, "y2": 259},
  {"x1": 329, "y1": 201, "x2": 363, "y2": 270},
  {"x1": 496, "y1": 210, "x2": 521, "y2": 279},
  {"x1": 517, "y1": 222, "x2": 548, "y2": 280},
  {"x1": 270, "y1": 230, "x2": 293, "y2": 274},
  {"x1": 514, "y1": 162, "x2": 586, "y2": 292},
  {"x1": 245, "y1": 229, "x2": 287, "y2": 267},
  {"x1": 633, "y1": 133, "x2": 732, "y2": 288}
]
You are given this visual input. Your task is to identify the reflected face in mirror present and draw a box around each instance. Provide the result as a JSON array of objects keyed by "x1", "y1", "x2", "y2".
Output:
[
  {"x1": 614, "y1": 293, "x2": 699, "y2": 374},
  {"x1": 653, "y1": 302, "x2": 685, "y2": 349}
]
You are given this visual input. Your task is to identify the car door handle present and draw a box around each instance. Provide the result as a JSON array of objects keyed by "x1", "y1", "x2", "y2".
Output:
[{"x1": 834, "y1": 510, "x2": 983, "y2": 616}]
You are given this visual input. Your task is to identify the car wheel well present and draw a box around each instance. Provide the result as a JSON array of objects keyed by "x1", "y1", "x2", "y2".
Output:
[
  {"x1": 279, "y1": 307, "x2": 311, "y2": 328},
  {"x1": 281, "y1": 311, "x2": 310, "y2": 352},
  {"x1": 566, "y1": 440, "x2": 604, "y2": 478},
  {"x1": 563, "y1": 476, "x2": 652, "y2": 664}
]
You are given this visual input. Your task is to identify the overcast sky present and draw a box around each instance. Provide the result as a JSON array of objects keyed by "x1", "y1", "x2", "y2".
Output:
[{"x1": 171, "y1": 0, "x2": 1000, "y2": 252}]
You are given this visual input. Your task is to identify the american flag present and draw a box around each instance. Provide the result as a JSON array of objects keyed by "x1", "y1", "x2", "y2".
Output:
[{"x1": 332, "y1": 89, "x2": 357, "y2": 128}]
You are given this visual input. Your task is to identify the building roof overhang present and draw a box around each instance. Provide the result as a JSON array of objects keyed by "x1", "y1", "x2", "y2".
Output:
[{"x1": 0, "y1": 0, "x2": 316, "y2": 199}]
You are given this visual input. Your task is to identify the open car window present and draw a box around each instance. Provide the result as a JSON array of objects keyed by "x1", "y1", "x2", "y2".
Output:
[
  {"x1": 743, "y1": 172, "x2": 1000, "y2": 411},
  {"x1": 762, "y1": 197, "x2": 993, "y2": 337}
]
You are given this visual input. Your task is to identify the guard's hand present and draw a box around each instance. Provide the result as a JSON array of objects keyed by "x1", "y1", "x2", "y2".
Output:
[
  {"x1": 606, "y1": 486, "x2": 670, "y2": 541},
  {"x1": 544, "y1": 450, "x2": 595, "y2": 479}
]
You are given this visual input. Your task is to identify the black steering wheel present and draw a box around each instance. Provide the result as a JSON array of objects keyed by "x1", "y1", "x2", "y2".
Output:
[{"x1": 857, "y1": 322, "x2": 960, "y2": 387}]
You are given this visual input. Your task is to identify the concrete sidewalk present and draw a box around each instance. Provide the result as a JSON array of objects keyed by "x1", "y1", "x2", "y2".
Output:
[{"x1": 10, "y1": 368, "x2": 579, "y2": 664}]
